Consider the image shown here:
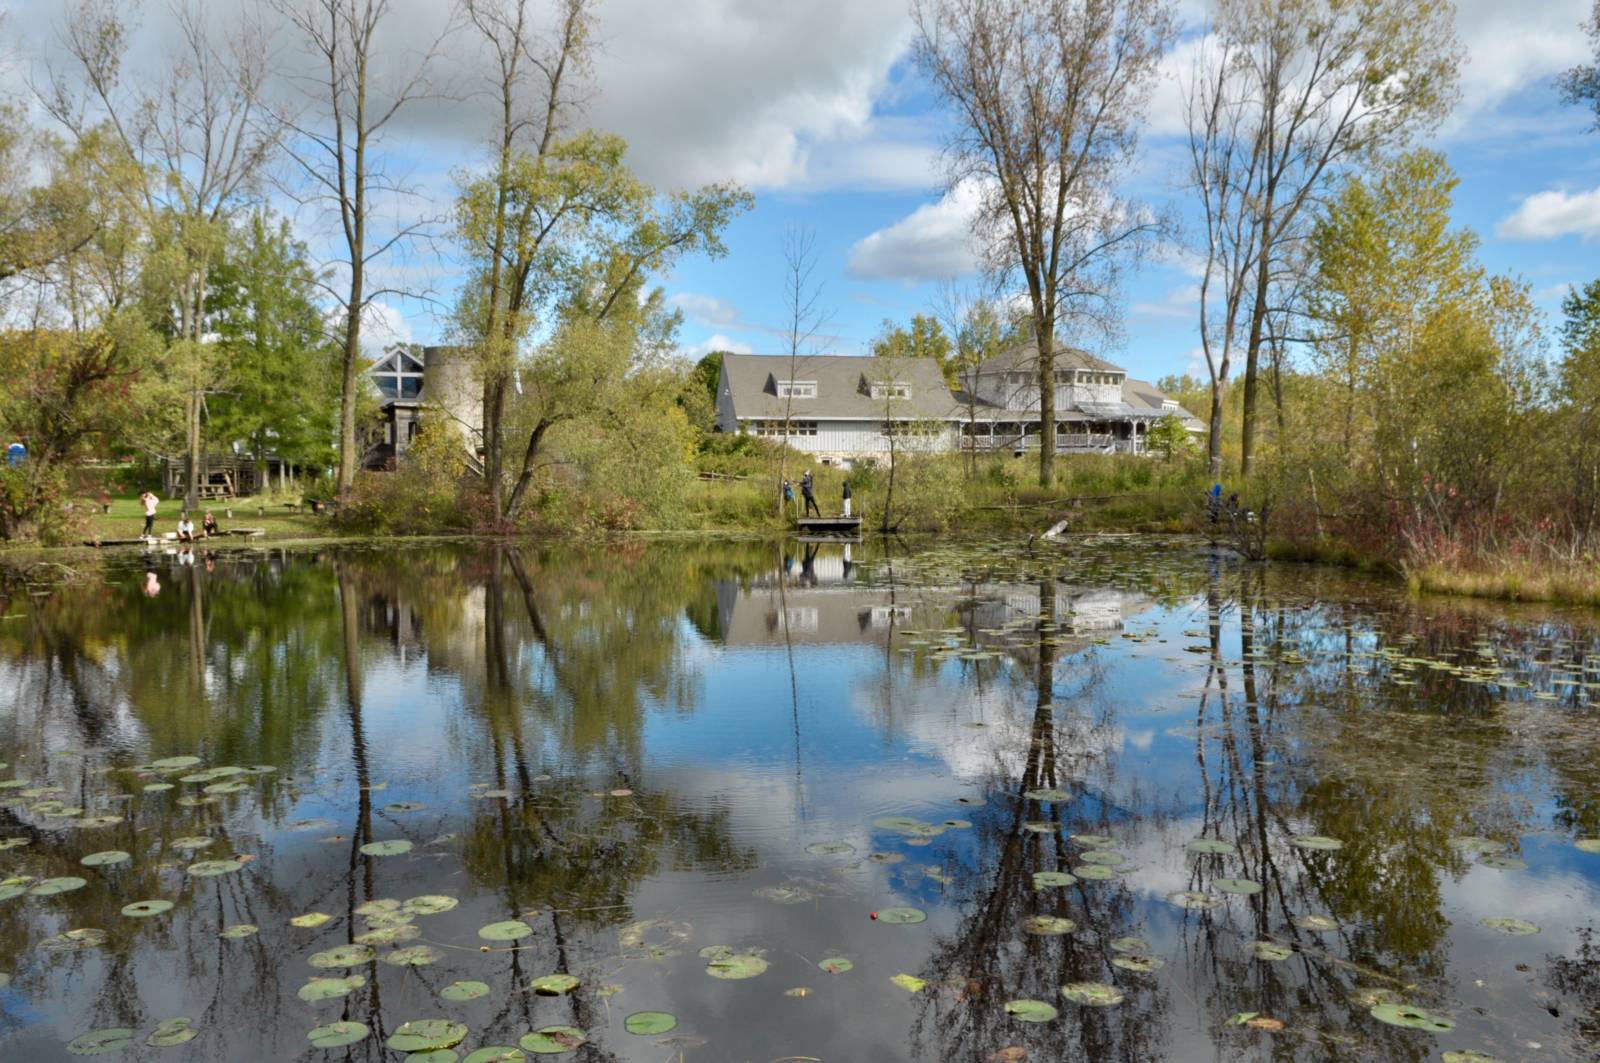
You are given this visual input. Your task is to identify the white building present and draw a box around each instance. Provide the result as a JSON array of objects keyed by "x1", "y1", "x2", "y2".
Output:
[{"x1": 716, "y1": 347, "x2": 1200, "y2": 461}]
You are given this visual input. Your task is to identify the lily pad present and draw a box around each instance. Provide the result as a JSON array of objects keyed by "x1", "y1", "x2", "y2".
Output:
[
  {"x1": 77, "y1": 815, "x2": 125, "y2": 829},
  {"x1": 704, "y1": 951, "x2": 768, "y2": 979},
  {"x1": 121, "y1": 899, "x2": 174, "y2": 918},
  {"x1": 1479, "y1": 917, "x2": 1539, "y2": 935},
  {"x1": 220, "y1": 924, "x2": 258, "y2": 939},
  {"x1": 479, "y1": 920, "x2": 533, "y2": 942},
  {"x1": 66, "y1": 1028, "x2": 136, "y2": 1055},
  {"x1": 871, "y1": 816, "x2": 946, "y2": 837},
  {"x1": 1288, "y1": 835, "x2": 1344, "y2": 851},
  {"x1": 1021, "y1": 915, "x2": 1075, "y2": 935},
  {"x1": 1112, "y1": 954, "x2": 1163, "y2": 972},
  {"x1": 151, "y1": 756, "x2": 202, "y2": 770},
  {"x1": 1061, "y1": 982, "x2": 1124, "y2": 1006},
  {"x1": 406, "y1": 1052, "x2": 457, "y2": 1063},
  {"x1": 519, "y1": 1026, "x2": 586, "y2": 1054},
  {"x1": 464, "y1": 1049, "x2": 528, "y2": 1062},
  {"x1": 1073, "y1": 864, "x2": 1115, "y2": 880},
  {"x1": 0, "y1": 837, "x2": 29, "y2": 851},
  {"x1": 818, "y1": 956, "x2": 853, "y2": 973},
  {"x1": 1478, "y1": 854, "x2": 1527, "y2": 871},
  {"x1": 1167, "y1": 890, "x2": 1221, "y2": 910},
  {"x1": 529, "y1": 973, "x2": 579, "y2": 995},
  {"x1": 1442, "y1": 1053, "x2": 1502, "y2": 1063},
  {"x1": 385, "y1": 802, "x2": 427, "y2": 813},
  {"x1": 1293, "y1": 914, "x2": 1339, "y2": 931},
  {"x1": 298, "y1": 975, "x2": 365, "y2": 1002},
  {"x1": 1249, "y1": 940, "x2": 1294, "y2": 961},
  {"x1": 890, "y1": 973, "x2": 927, "y2": 992},
  {"x1": 355, "y1": 924, "x2": 420, "y2": 945},
  {"x1": 387, "y1": 1019, "x2": 468, "y2": 1053},
  {"x1": 876, "y1": 906, "x2": 927, "y2": 924},
  {"x1": 624, "y1": 1011, "x2": 677, "y2": 1035},
  {"x1": 145, "y1": 1017, "x2": 197, "y2": 1047},
  {"x1": 1004, "y1": 999, "x2": 1059, "y2": 1022},
  {"x1": 30, "y1": 876, "x2": 88, "y2": 895},
  {"x1": 1110, "y1": 936, "x2": 1149, "y2": 954},
  {"x1": 1079, "y1": 849, "x2": 1124, "y2": 866},
  {"x1": 41, "y1": 928, "x2": 107, "y2": 952},
  {"x1": 186, "y1": 860, "x2": 243, "y2": 877},
  {"x1": 307, "y1": 1021, "x2": 368, "y2": 1048},
  {"x1": 1072, "y1": 834, "x2": 1115, "y2": 848},
  {"x1": 1186, "y1": 838, "x2": 1236, "y2": 855},
  {"x1": 1032, "y1": 871, "x2": 1076, "y2": 888},
  {"x1": 359, "y1": 839, "x2": 412, "y2": 857},
  {"x1": 1023, "y1": 788, "x2": 1071, "y2": 803},
  {"x1": 1369, "y1": 1003, "x2": 1454, "y2": 1032},
  {"x1": 1216, "y1": 877, "x2": 1262, "y2": 895},
  {"x1": 382, "y1": 945, "x2": 442, "y2": 966},
  {"x1": 404, "y1": 895, "x2": 459, "y2": 916},
  {"x1": 440, "y1": 980, "x2": 490, "y2": 1002},
  {"x1": 80, "y1": 850, "x2": 131, "y2": 867},
  {"x1": 754, "y1": 884, "x2": 814, "y2": 904},
  {"x1": 308, "y1": 943, "x2": 375, "y2": 968},
  {"x1": 291, "y1": 912, "x2": 333, "y2": 928},
  {"x1": 1448, "y1": 836, "x2": 1505, "y2": 856}
]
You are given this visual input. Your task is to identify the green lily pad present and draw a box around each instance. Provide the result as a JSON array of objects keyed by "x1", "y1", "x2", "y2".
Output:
[
  {"x1": 1112, "y1": 954, "x2": 1164, "y2": 972},
  {"x1": 1062, "y1": 982, "x2": 1124, "y2": 1006},
  {"x1": 404, "y1": 895, "x2": 460, "y2": 916},
  {"x1": 1293, "y1": 914, "x2": 1338, "y2": 931},
  {"x1": 1021, "y1": 914, "x2": 1075, "y2": 935},
  {"x1": 308, "y1": 943, "x2": 375, "y2": 968},
  {"x1": 406, "y1": 1052, "x2": 458, "y2": 1063},
  {"x1": 818, "y1": 957, "x2": 853, "y2": 973},
  {"x1": 754, "y1": 884, "x2": 815, "y2": 904},
  {"x1": 41, "y1": 928, "x2": 107, "y2": 952},
  {"x1": 298, "y1": 975, "x2": 365, "y2": 1002},
  {"x1": 220, "y1": 924, "x2": 258, "y2": 939},
  {"x1": 186, "y1": 860, "x2": 243, "y2": 877},
  {"x1": 529, "y1": 974, "x2": 579, "y2": 995},
  {"x1": 76, "y1": 815, "x2": 125, "y2": 829},
  {"x1": 1479, "y1": 917, "x2": 1539, "y2": 935},
  {"x1": 1071, "y1": 834, "x2": 1115, "y2": 848},
  {"x1": 121, "y1": 899, "x2": 174, "y2": 918},
  {"x1": 355, "y1": 924, "x2": 420, "y2": 945},
  {"x1": 1023, "y1": 788, "x2": 1070, "y2": 802},
  {"x1": 1249, "y1": 940, "x2": 1294, "y2": 961},
  {"x1": 478, "y1": 920, "x2": 533, "y2": 942},
  {"x1": 171, "y1": 837, "x2": 214, "y2": 850},
  {"x1": 624, "y1": 1011, "x2": 677, "y2": 1035},
  {"x1": 1216, "y1": 877, "x2": 1262, "y2": 895},
  {"x1": 1167, "y1": 890, "x2": 1220, "y2": 910},
  {"x1": 876, "y1": 906, "x2": 926, "y2": 924},
  {"x1": 440, "y1": 980, "x2": 490, "y2": 1002},
  {"x1": 355, "y1": 898, "x2": 401, "y2": 916},
  {"x1": 151, "y1": 756, "x2": 202, "y2": 770},
  {"x1": 1186, "y1": 838, "x2": 1236, "y2": 855},
  {"x1": 519, "y1": 1026, "x2": 586, "y2": 1054},
  {"x1": 1079, "y1": 849, "x2": 1124, "y2": 866},
  {"x1": 890, "y1": 973, "x2": 927, "y2": 992},
  {"x1": 1110, "y1": 937, "x2": 1149, "y2": 954},
  {"x1": 66, "y1": 1028, "x2": 135, "y2": 1055},
  {"x1": 359, "y1": 839, "x2": 412, "y2": 857},
  {"x1": 1369, "y1": 1003, "x2": 1454, "y2": 1031},
  {"x1": 0, "y1": 837, "x2": 29, "y2": 851},
  {"x1": 1032, "y1": 871, "x2": 1077, "y2": 888},
  {"x1": 1448, "y1": 836, "x2": 1505, "y2": 856},
  {"x1": 1478, "y1": 854, "x2": 1527, "y2": 870},
  {"x1": 1442, "y1": 1052, "x2": 1502, "y2": 1063},
  {"x1": 145, "y1": 1017, "x2": 197, "y2": 1047},
  {"x1": 382, "y1": 945, "x2": 442, "y2": 966},
  {"x1": 704, "y1": 950, "x2": 768, "y2": 979},
  {"x1": 307, "y1": 1021, "x2": 368, "y2": 1048},
  {"x1": 463, "y1": 1049, "x2": 528, "y2": 1062},
  {"x1": 202, "y1": 781, "x2": 249, "y2": 795},
  {"x1": 80, "y1": 850, "x2": 131, "y2": 867},
  {"x1": 291, "y1": 912, "x2": 333, "y2": 928},
  {"x1": 387, "y1": 1019, "x2": 468, "y2": 1053},
  {"x1": 143, "y1": 783, "x2": 173, "y2": 793},
  {"x1": 1004, "y1": 999, "x2": 1059, "y2": 1022},
  {"x1": 30, "y1": 876, "x2": 88, "y2": 895},
  {"x1": 1288, "y1": 835, "x2": 1344, "y2": 851},
  {"x1": 871, "y1": 816, "x2": 946, "y2": 837},
  {"x1": 1073, "y1": 864, "x2": 1115, "y2": 880},
  {"x1": 363, "y1": 910, "x2": 416, "y2": 929}
]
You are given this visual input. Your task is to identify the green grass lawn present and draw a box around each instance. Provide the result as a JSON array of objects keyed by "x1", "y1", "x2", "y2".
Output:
[{"x1": 83, "y1": 495, "x2": 329, "y2": 543}]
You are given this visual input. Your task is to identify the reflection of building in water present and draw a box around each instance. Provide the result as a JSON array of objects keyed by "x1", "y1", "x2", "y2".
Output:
[{"x1": 715, "y1": 545, "x2": 1154, "y2": 649}]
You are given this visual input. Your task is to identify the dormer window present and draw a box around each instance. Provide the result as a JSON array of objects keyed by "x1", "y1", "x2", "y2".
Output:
[
  {"x1": 871, "y1": 381, "x2": 911, "y2": 400},
  {"x1": 776, "y1": 380, "x2": 816, "y2": 399},
  {"x1": 371, "y1": 350, "x2": 424, "y2": 400}
]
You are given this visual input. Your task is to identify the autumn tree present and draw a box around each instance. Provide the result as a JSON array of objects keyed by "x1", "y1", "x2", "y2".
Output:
[
  {"x1": 871, "y1": 313, "x2": 954, "y2": 385},
  {"x1": 1560, "y1": 1, "x2": 1600, "y2": 127},
  {"x1": 912, "y1": 0, "x2": 1173, "y2": 488}
]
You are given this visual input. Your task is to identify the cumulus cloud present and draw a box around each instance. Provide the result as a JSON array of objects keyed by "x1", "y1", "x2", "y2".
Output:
[
  {"x1": 846, "y1": 180, "x2": 984, "y2": 283},
  {"x1": 1131, "y1": 283, "x2": 1202, "y2": 321},
  {"x1": 358, "y1": 301, "x2": 415, "y2": 357},
  {"x1": 1497, "y1": 186, "x2": 1600, "y2": 241},
  {"x1": 668, "y1": 292, "x2": 742, "y2": 328},
  {"x1": 681, "y1": 333, "x2": 753, "y2": 359}
]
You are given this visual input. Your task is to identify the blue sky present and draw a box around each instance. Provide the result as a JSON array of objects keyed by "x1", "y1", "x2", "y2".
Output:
[{"x1": 7, "y1": 0, "x2": 1597, "y2": 385}]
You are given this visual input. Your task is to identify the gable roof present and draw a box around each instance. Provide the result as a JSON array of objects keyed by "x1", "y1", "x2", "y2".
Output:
[
  {"x1": 975, "y1": 342, "x2": 1124, "y2": 376},
  {"x1": 1123, "y1": 377, "x2": 1201, "y2": 424},
  {"x1": 720, "y1": 354, "x2": 960, "y2": 421}
]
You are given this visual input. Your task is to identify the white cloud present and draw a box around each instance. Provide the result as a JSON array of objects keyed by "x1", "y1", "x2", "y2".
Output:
[
  {"x1": 1132, "y1": 283, "x2": 1202, "y2": 321},
  {"x1": 1497, "y1": 186, "x2": 1600, "y2": 241},
  {"x1": 681, "y1": 333, "x2": 753, "y2": 359},
  {"x1": 1449, "y1": 0, "x2": 1592, "y2": 124},
  {"x1": 358, "y1": 301, "x2": 414, "y2": 357},
  {"x1": 668, "y1": 292, "x2": 741, "y2": 328},
  {"x1": 846, "y1": 180, "x2": 984, "y2": 283}
]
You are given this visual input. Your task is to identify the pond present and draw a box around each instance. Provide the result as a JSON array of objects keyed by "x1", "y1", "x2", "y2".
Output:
[{"x1": 1, "y1": 535, "x2": 1599, "y2": 1061}]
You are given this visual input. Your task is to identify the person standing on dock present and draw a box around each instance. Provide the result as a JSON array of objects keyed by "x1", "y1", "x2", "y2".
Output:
[
  {"x1": 800, "y1": 470, "x2": 821, "y2": 517},
  {"x1": 841, "y1": 479, "x2": 852, "y2": 517},
  {"x1": 139, "y1": 490, "x2": 160, "y2": 538}
]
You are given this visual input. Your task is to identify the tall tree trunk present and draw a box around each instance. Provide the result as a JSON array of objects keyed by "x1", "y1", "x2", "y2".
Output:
[
  {"x1": 505, "y1": 419, "x2": 551, "y2": 516},
  {"x1": 1207, "y1": 380, "x2": 1224, "y2": 478},
  {"x1": 1037, "y1": 323, "x2": 1056, "y2": 487},
  {"x1": 1239, "y1": 252, "x2": 1271, "y2": 478}
]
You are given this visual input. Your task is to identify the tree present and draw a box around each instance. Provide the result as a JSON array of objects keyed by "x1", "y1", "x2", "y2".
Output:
[
  {"x1": 47, "y1": 0, "x2": 280, "y2": 508},
  {"x1": 676, "y1": 350, "x2": 723, "y2": 434},
  {"x1": 1560, "y1": 1, "x2": 1600, "y2": 128},
  {"x1": 932, "y1": 280, "x2": 1012, "y2": 476},
  {"x1": 270, "y1": 0, "x2": 449, "y2": 495},
  {"x1": 912, "y1": 0, "x2": 1173, "y2": 488},
  {"x1": 871, "y1": 313, "x2": 954, "y2": 385},
  {"x1": 1182, "y1": 0, "x2": 1462, "y2": 478},
  {"x1": 1557, "y1": 279, "x2": 1600, "y2": 552},
  {"x1": 205, "y1": 211, "x2": 339, "y2": 484},
  {"x1": 1147, "y1": 413, "x2": 1194, "y2": 462},
  {"x1": 772, "y1": 224, "x2": 828, "y2": 518}
]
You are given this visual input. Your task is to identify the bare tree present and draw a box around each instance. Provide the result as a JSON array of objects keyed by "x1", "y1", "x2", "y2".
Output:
[
  {"x1": 932, "y1": 278, "x2": 1008, "y2": 477},
  {"x1": 46, "y1": 0, "x2": 280, "y2": 509},
  {"x1": 774, "y1": 224, "x2": 829, "y2": 519},
  {"x1": 1185, "y1": 0, "x2": 1461, "y2": 478},
  {"x1": 268, "y1": 0, "x2": 452, "y2": 494},
  {"x1": 911, "y1": 0, "x2": 1173, "y2": 489},
  {"x1": 457, "y1": 0, "x2": 593, "y2": 525}
]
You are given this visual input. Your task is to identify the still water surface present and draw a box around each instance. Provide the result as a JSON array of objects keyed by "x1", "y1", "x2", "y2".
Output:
[{"x1": 2, "y1": 536, "x2": 1600, "y2": 1061}]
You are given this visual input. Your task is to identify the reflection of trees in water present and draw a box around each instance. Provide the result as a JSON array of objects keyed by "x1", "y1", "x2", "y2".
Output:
[{"x1": 911, "y1": 580, "x2": 1171, "y2": 1062}]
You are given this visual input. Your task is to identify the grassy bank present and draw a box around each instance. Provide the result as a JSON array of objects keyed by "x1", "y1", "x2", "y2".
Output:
[
  {"x1": 1404, "y1": 561, "x2": 1600, "y2": 608},
  {"x1": 78, "y1": 494, "x2": 329, "y2": 544}
]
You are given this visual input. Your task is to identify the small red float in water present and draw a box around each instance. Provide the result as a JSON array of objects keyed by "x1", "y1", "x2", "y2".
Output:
[{"x1": 870, "y1": 912, "x2": 878, "y2": 920}]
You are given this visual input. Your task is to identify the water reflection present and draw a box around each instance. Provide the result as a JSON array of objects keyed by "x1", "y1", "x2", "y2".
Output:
[{"x1": 1, "y1": 537, "x2": 1599, "y2": 1060}]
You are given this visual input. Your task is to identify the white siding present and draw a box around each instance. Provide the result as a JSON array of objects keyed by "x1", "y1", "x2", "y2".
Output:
[{"x1": 738, "y1": 419, "x2": 957, "y2": 457}]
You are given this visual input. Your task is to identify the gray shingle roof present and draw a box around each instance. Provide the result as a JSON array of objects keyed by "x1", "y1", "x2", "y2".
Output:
[
  {"x1": 975, "y1": 343, "x2": 1124, "y2": 376},
  {"x1": 720, "y1": 354, "x2": 961, "y2": 421}
]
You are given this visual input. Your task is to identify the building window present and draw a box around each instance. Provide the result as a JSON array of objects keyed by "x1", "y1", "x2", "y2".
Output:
[
  {"x1": 870, "y1": 382, "x2": 911, "y2": 400},
  {"x1": 882, "y1": 421, "x2": 939, "y2": 438},
  {"x1": 371, "y1": 351, "x2": 424, "y2": 400},
  {"x1": 751, "y1": 419, "x2": 818, "y2": 437},
  {"x1": 776, "y1": 380, "x2": 816, "y2": 399}
]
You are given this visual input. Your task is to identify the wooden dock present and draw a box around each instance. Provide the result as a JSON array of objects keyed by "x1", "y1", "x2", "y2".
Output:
[{"x1": 796, "y1": 515, "x2": 863, "y2": 539}]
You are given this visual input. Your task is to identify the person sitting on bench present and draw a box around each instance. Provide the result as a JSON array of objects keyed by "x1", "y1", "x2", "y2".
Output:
[
  {"x1": 176, "y1": 512, "x2": 196, "y2": 543},
  {"x1": 202, "y1": 510, "x2": 219, "y2": 538}
]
